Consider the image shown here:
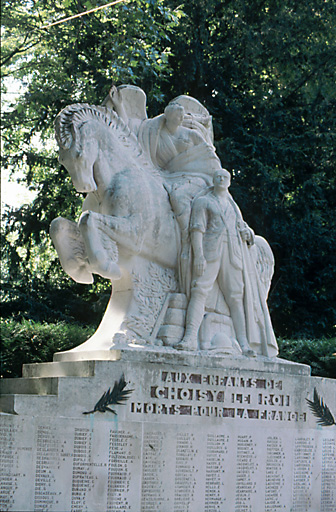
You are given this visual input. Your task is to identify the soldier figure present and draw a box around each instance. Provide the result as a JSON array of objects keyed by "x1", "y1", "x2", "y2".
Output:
[{"x1": 176, "y1": 169, "x2": 258, "y2": 356}]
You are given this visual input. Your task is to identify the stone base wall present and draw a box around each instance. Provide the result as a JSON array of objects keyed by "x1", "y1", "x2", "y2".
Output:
[{"x1": 1, "y1": 350, "x2": 335, "y2": 511}]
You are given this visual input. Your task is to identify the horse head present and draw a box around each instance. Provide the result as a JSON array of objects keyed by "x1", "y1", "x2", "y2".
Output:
[
  {"x1": 55, "y1": 103, "x2": 144, "y2": 194},
  {"x1": 55, "y1": 104, "x2": 103, "y2": 192}
]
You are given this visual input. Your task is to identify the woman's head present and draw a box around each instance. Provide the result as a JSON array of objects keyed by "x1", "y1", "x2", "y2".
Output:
[{"x1": 164, "y1": 102, "x2": 185, "y2": 126}]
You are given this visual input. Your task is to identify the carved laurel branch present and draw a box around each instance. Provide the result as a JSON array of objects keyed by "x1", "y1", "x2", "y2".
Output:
[
  {"x1": 83, "y1": 375, "x2": 133, "y2": 415},
  {"x1": 306, "y1": 388, "x2": 335, "y2": 427},
  {"x1": 126, "y1": 263, "x2": 178, "y2": 337}
]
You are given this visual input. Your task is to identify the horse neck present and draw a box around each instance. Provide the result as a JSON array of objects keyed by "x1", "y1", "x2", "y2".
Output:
[
  {"x1": 85, "y1": 121, "x2": 121, "y2": 191},
  {"x1": 93, "y1": 119, "x2": 149, "y2": 181},
  {"x1": 82, "y1": 118, "x2": 164, "y2": 200}
]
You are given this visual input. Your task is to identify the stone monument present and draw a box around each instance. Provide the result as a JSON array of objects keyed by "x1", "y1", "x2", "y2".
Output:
[
  {"x1": 1, "y1": 85, "x2": 335, "y2": 512},
  {"x1": 50, "y1": 84, "x2": 277, "y2": 359}
]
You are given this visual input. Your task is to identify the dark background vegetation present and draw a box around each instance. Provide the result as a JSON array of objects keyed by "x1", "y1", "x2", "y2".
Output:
[{"x1": 1, "y1": 0, "x2": 335, "y2": 377}]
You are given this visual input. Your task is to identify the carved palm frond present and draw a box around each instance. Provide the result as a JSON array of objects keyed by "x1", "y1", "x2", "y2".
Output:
[
  {"x1": 83, "y1": 375, "x2": 133, "y2": 415},
  {"x1": 306, "y1": 388, "x2": 335, "y2": 427}
]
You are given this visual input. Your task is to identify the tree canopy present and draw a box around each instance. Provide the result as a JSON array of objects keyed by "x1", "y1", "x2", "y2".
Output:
[{"x1": 1, "y1": 0, "x2": 335, "y2": 338}]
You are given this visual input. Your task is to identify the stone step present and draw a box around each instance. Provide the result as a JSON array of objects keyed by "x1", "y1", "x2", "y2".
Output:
[
  {"x1": 22, "y1": 360, "x2": 96, "y2": 378},
  {"x1": 0, "y1": 377, "x2": 59, "y2": 396}
]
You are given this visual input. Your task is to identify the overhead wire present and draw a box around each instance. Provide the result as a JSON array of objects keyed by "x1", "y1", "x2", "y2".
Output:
[
  {"x1": 40, "y1": 0, "x2": 129, "y2": 30},
  {"x1": 2, "y1": 0, "x2": 129, "y2": 43},
  {"x1": 1, "y1": 0, "x2": 129, "y2": 66}
]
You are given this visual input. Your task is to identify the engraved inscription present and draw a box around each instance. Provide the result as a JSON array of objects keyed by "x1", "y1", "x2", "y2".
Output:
[
  {"x1": 70, "y1": 428, "x2": 95, "y2": 512},
  {"x1": 34, "y1": 425, "x2": 63, "y2": 512},
  {"x1": 321, "y1": 438, "x2": 336, "y2": 512},
  {"x1": 130, "y1": 370, "x2": 306, "y2": 423},
  {"x1": 140, "y1": 431, "x2": 170, "y2": 511},
  {"x1": 292, "y1": 437, "x2": 317, "y2": 511},
  {"x1": 107, "y1": 430, "x2": 137, "y2": 511},
  {"x1": 0, "y1": 423, "x2": 26, "y2": 511},
  {"x1": 174, "y1": 433, "x2": 199, "y2": 511},
  {"x1": 204, "y1": 433, "x2": 229, "y2": 510},
  {"x1": 235, "y1": 435, "x2": 258, "y2": 512},
  {"x1": 265, "y1": 436, "x2": 286, "y2": 511}
]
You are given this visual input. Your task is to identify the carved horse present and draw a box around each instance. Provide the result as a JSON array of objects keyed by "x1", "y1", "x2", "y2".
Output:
[
  {"x1": 53, "y1": 104, "x2": 178, "y2": 278},
  {"x1": 51, "y1": 104, "x2": 180, "y2": 353}
]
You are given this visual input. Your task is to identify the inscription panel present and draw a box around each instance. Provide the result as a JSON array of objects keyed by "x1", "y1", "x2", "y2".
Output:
[
  {"x1": 34, "y1": 424, "x2": 69, "y2": 511},
  {"x1": 235, "y1": 434, "x2": 258, "y2": 512},
  {"x1": 204, "y1": 433, "x2": 229, "y2": 510},
  {"x1": 173, "y1": 432, "x2": 201, "y2": 511},
  {"x1": 131, "y1": 369, "x2": 307, "y2": 425},
  {"x1": 1, "y1": 362, "x2": 335, "y2": 512},
  {"x1": 2, "y1": 415, "x2": 334, "y2": 512},
  {"x1": 140, "y1": 430, "x2": 170, "y2": 511},
  {"x1": 107, "y1": 425, "x2": 142, "y2": 512},
  {"x1": 292, "y1": 437, "x2": 317, "y2": 511}
]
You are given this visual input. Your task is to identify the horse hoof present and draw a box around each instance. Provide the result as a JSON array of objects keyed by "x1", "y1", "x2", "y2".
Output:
[
  {"x1": 107, "y1": 263, "x2": 122, "y2": 280},
  {"x1": 69, "y1": 267, "x2": 94, "y2": 284}
]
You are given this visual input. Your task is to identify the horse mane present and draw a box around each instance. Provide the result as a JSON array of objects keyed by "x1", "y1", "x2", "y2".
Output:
[{"x1": 55, "y1": 103, "x2": 157, "y2": 173}]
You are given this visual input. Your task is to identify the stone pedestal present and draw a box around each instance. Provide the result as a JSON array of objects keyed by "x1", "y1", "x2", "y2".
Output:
[{"x1": 1, "y1": 348, "x2": 335, "y2": 511}]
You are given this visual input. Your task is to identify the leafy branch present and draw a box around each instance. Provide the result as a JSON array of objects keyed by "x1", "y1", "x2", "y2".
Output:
[
  {"x1": 83, "y1": 374, "x2": 133, "y2": 415},
  {"x1": 306, "y1": 387, "x2": 335, "y2": 427},
  {"x1": 1, "y1": 35, "x2": 43, "y2": 67}
]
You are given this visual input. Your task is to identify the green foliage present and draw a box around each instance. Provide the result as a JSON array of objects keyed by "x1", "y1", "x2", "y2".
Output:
[
  {"x1": 0, "y1": 318, "x2": 95, "y2": 378},
  {"x1": 1, "y1": 0, "x2": 335, "y2": 340},
  {"x1": 1, "y1": 268, "x2": 111, "y2": 325},
  {"x1": 1, "y1": 318, "x2": 334, "y2": 379},
  {"x1": 163, "y1": 0, "x2": 336, "y2": 338},
  {"x1": 1, "y1": 0, "x2": 180, "y2": 323},
  {"x1": 278, "y1": 337, "x2": 336, "y2": 379}
]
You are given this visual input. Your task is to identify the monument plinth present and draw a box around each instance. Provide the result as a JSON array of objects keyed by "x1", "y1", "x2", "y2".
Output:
[
  {"x1": 1, "y1": 85, "x2": 335, "y2": 511},
  {"x1": 1, "y1": 350, "x2": 335, "y2": 511}
]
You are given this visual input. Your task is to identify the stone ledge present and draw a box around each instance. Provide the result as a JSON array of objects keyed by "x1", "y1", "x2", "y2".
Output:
[
  {"x1": 0, "y1": 377, "x2": 59, "y2": 396},
  {"x1": 52, "y1": 345, "x2": 311, "y2": 376},
  {"x1": 22, "y1": 360, "x2": 96, "y2": 378}
]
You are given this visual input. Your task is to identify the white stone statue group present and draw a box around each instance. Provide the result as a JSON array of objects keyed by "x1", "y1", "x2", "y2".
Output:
[{"x1": 51, "y1": 84, "x2": 278, "y2": 358}]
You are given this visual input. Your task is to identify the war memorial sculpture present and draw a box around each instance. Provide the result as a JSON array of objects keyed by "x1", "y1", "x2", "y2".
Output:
[
  {"x1": 50, "y1": 84, "x2": 277, "y2": 359},
  {"x1": 0, "y1": 85, "x2": 335, "y2": 512}
]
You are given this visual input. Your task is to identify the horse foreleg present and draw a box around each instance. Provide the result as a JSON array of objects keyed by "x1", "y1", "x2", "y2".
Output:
[
  {"x1": 80, "y1": 210, "x2": 143, "y2": 251},
  {"x1": 79, "y1": 211, "x2": 122, "y2": 281},
  {"x1": 50, "y1": 217, "x2": 93, "y2": 284}
]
